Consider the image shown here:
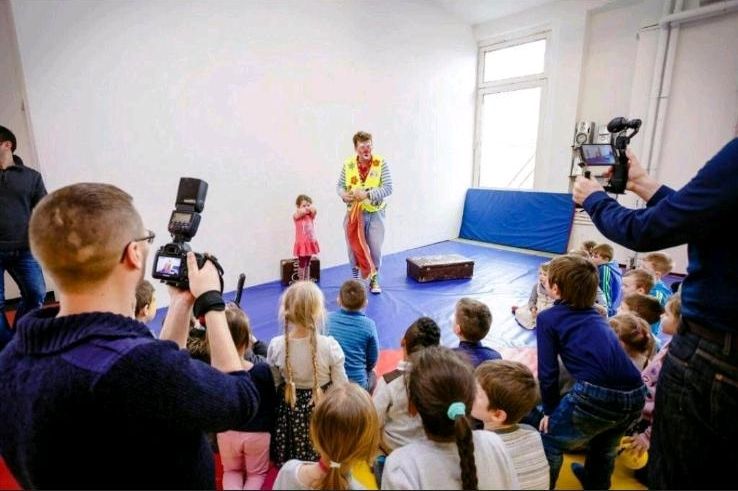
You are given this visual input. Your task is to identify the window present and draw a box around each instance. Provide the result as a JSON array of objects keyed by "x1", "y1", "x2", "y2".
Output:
[{"x1": 475, "y1": 33, "x2": 548, "y2": 189}]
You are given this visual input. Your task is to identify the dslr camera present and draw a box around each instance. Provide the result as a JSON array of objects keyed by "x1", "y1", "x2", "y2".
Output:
[
  {"x1": 578, "y1": 116, "x2": 641, "y2": 194},
  {"x1": 152, "y1": 178, "x2": 213, "y2": 289}
]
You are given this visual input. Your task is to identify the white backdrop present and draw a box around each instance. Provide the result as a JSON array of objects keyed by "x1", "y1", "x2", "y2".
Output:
[{"x1": 9, "y1": 0, "x2": 477, "y2": 303}]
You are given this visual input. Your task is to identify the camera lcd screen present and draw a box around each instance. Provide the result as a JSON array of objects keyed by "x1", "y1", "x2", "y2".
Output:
[
  {"x1": 579, "y1": 144, "x2": 616, "y2": 166},
  {"x1": 155, "y1": 256, "x2": 182, "y2": 278},
  {"x1": 172, "y1": 212, "x2": 193, "y2": 224}
]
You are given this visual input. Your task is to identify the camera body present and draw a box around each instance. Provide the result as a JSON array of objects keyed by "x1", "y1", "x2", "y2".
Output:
[
  {"x1": 578, "y1": 117, "x2": 641, "y2": 194},
  {"x1": 152, "y1": 178, "x2": 209, "y2": 289}
]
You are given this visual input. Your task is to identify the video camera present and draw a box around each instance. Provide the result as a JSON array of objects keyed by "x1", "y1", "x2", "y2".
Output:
[
  {"x1": 578, "y1": 116, "x2": 641, "y2": 194},
  {"x1": 152, "y1": 178, "x2": 220, "y2": 289}
]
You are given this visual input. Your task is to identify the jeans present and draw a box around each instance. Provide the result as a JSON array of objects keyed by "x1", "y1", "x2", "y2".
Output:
[
  {"x1": 343, "y1": 209, "x2": 385, "y2": 273},
  {"x1": 542, "y1": 381, "x2": 646, "y2": 489},
  {"x1": 649, "y1": 322, "x2": 738, "y2": 489},
  {"x1": 0, "y1": 249, "x2": 46, "y2": 349}
]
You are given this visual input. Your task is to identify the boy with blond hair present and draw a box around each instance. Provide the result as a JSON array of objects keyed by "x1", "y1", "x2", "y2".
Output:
[
  {"x1": 640, "y1": 252, "x2": 674, "y2": 306},
  {"x1": 591, "y1": 243, "x2": 623, "y2": 316}
]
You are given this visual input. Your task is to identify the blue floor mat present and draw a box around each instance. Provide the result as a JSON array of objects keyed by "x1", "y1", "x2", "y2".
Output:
[{"x1": 148, "y1": 240, "x2": 553, "y2": 351}]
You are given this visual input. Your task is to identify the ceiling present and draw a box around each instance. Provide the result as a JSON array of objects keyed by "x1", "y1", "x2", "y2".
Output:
[{"x1": 430, "y1": 0, "x2": 559, "y2": 26}]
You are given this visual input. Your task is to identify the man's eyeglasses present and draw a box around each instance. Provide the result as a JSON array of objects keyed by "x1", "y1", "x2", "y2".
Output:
[{"x1": 120, "y1": 229, "x2": 156, "y2": 261}]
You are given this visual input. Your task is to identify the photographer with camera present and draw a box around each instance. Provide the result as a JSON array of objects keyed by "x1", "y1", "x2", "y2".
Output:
[
  {"x1": 0, "y1": 183, "x2": 259, "y2": 489},
  {"x1": 573, "y1": 137, "x2": 738, "y2": 489}
]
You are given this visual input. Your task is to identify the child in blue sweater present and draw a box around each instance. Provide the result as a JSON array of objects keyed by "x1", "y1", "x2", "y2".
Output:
[
  {"x1": 537, "y1": 254, "x2": 646, "y2": 490},
  {"x1": 326, "y1": 279, "x2": 379, "y2": 391},
  {"x1": 591, "y1": 243, "x2": 623, "y2": 316}
]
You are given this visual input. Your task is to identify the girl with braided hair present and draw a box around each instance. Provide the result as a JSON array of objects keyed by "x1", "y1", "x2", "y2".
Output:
[
  {"x1": 267, "y1": 281, "x2": 348, "y2": 466},
  {"x1": 273, "y1": 383, "x2": 380, "y2": 490},
  {"x1": 381, "y1": 346, "x2": 518, "y2": 490}
]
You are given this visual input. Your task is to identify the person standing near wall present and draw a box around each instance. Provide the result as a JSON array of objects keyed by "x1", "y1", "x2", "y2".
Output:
[
  {"x1": 0, "y1": 125, "x2": 47, "y2": 351},
  {"x1": 572, "y1": 139, "x2": 738, "y2": 489},
  {"x1": 337, "y1": 131, "x2": 393, "y2": 294}
]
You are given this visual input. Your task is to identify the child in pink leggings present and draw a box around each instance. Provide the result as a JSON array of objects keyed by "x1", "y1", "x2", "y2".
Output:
[{"x1": 217, "y1": 303, "x2": 277, "y2": 490}]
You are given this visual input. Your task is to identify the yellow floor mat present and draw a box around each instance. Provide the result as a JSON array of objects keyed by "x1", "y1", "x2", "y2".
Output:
[{"x1": 555, "y1": 453, "x2": 646, "y2": 490}]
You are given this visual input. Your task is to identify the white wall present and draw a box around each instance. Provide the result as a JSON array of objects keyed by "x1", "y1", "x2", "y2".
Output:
[{"x1": 10, "y1": 0, "x2": 477, "y2": 304}]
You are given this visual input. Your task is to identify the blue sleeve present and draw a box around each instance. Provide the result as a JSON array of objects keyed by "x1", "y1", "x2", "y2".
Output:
[
  {"x1": 97, "y1": 341, "x2": 260, "y2": 433},
  {"x1": 366, "y1": 322, "x2": 379, "y2": 371},
  {"x1": 536, "y1": 312, "x2": 561, "y2": 415},
  {"x1": 583, "y1": 138, "x2": 738, "y2": 252}
]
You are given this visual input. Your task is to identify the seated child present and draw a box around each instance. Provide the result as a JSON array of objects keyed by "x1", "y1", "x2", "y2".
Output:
[
  {"x1": 622, "y1": 294, "x2": 681, "y2": 485},
  {"x1": 591, "y1": 243, "x2": 623, "y2": 316},
  {"x1": 452, "y1": 298, "x2": 500, "y2": 367},
  {"x1": 512, "y1": 262, "x2": 554, "y2": 330},
  {"x1": 621, "y1": 268, "x2": 655, "y2": 297},
  {"x1": 326, "y1": 280, "x2": 379, "y2": 391},
  {"x1": 609, "y1": 313, "x2": 655, "y2": 370},
  {"x1": 536, "y1": 254, "x2": 645, "y2": 489},
  {"x1": 273, "y1": 383, "x2": 379, "y2": 490},
  {"x1": 373, "y1": 317, "x2": 440, "y2": 453},
  {"x1": 217, "y1": 303, "x2": 277, "y2": 491},
  {"x1": 382, "y1": 347, "x2": 519, "y2": 490},
  {"x1": 619, "y1": 292, "x2": 665, "y2": 339},
  {"x1": 640, "y1": 251, "x2": 674, "y2": 306},
  {"x1": 134, "y1": 279, "x2": 157, "y2": 326},
  {"x1": 472, "y1": 360, "x2": 550, "y2": 490}
]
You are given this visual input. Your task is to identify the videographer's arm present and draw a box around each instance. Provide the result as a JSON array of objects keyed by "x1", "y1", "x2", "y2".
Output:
[
  {"x1": 579, "y1": 139, "x2": 738, "y2": 251},
  {"x1": 186, "y1": 253, "x2": 243, "y2": 373},
  {"x1": 159, "y1": 286, "x2": 195, "y2": 348}
]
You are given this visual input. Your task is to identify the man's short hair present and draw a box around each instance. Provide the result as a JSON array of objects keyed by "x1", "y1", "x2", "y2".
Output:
[
  {"x1": 352, "y1": 131, "x2": 372, "y2": 147},
  {"x1": 475, "y1": 360, "x2": 539, "y2": 424},
  {"x1": 548, "y1": 254, "x2": 598, "y2": 309},
  {"x1": 135, "y1": 280, "x2": 155, "y2": 316},
  {"x1": 29, "y1": 183, "x2": 144, "y2": 292},
  {"x1": 339, "y1": 279, "x2": 366, "y2": 311},
  {"x1": 455, "y1": 298, "x2": 492, "y2": 342},
  {"x1": 592, "y1": 243, "x2": 614, "y2": 261},
  {"x1": 643, "y1": 252, "x2": 674, "y2": 275},
  {"x1": 0, "y1": 125, "x2": 17, "y2": 152}
]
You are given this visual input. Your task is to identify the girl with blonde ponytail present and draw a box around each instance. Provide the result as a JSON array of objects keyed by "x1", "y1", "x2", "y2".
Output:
[
  {"x1": 273, "y1": 383, "x2": 380, "y2": 490},
  {"x1": 267, "y1": 281, "x2": 348, "y2": 466},
  {"x1": 381, "y1": 347, "x2": 519, "y2": 490}
]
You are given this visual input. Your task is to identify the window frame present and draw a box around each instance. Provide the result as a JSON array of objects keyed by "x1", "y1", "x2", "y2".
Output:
[{"x1": 473, "y1": 31, "x2": 550, "y2": 189}]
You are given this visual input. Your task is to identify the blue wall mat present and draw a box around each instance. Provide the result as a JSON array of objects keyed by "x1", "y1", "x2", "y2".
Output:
[{"x1": 459, "y1": 188, "x2": 575, "y2": 254}]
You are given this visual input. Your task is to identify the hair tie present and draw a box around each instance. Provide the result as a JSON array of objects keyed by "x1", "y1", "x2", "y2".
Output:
[
  {"x1": 318, "y1": 458, "x2": 341, "y2": 471},
  {"x1": 447, "y1": 401, "x2": 466, "y2": 420}
]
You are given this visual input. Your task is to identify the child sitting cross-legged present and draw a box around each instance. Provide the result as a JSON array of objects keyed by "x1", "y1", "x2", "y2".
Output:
[
  {"x1": 381, "y1": 347, "x2": 519, "y2": 490},
  {"x1": 326, "y1": 279, "x2": 380, "y2": 392},
  {"x1": 472, "y1": 360, "x2": 550, "y2": 490},
  {"x1": 452, "y1": 298, "x2": 500, "y2": 367},
  {"x1": 373, "y1": 316, "x2": 440, "y2": 453}
]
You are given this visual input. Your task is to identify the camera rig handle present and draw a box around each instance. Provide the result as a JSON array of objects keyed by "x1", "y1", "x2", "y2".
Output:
[{"x1": 234, "y1": 273, "x2": 246, "y2": 308}]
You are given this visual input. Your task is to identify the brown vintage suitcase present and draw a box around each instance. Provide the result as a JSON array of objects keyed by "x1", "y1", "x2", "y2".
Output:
[
  {"x1": 280, "y1": 257, "x2": 320, "y2": 286},
  {"x1": 406, "y1": 254, "x2": 474, "y2": 282}
]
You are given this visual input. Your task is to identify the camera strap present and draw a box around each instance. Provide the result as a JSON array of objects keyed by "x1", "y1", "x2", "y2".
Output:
[{"x1": 193, "y1": 290, "x2": 226, "y2": 318}]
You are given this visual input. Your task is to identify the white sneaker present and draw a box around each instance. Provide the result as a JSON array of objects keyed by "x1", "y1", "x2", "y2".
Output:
[{"x1": 369, "y1": 275, "x2": 382, "y2": 294}]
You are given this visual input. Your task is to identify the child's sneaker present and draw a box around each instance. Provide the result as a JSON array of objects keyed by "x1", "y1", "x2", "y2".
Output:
[{"x1": 369, "y1": 274, "x2": 382, "y2": 294}]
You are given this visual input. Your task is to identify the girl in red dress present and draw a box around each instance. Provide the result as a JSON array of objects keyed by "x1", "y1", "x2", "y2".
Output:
[{"x1": 293, "y1": 194, "x2": 320, "y2": 281}]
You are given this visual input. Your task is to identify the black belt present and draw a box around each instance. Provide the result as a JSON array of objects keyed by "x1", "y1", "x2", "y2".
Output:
[{"x1": 682, "y1": 318, "x2": 738, "y2": 352}]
